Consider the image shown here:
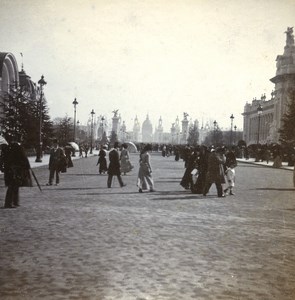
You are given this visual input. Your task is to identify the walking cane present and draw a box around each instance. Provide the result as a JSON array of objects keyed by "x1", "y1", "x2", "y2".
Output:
[{"x1": 30, "y1": 169, "x2": 42, "y2": 192}]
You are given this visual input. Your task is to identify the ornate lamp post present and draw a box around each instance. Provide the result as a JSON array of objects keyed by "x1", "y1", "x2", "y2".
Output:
[
  {"x1": 213, "y1": 120, "x2": 217, "y2": 146},
  {"x1": 76, "y1": 120, "x2": 80, "y2": 142},
  {"x1": 72, "y1": 98, "x2": 78, "y2": 156},
  {"x1": 35, "y1": 75, "x2": 47, "y2": 162},
  {"x1": 257, "y1": 104, "x2": 263, "y2": 145},
  {"x1": 90, "y1": 109, "x2": 95, "y2": 154},
  {"x1": 72, "y1": 98, "x2": 78, "y2": 142},
  {"x1": 234, "y1": 125, "x2": 237, "y2": 144},
  {"x1": 230, "y1": 114, "x2": 234, "y2": 146}
]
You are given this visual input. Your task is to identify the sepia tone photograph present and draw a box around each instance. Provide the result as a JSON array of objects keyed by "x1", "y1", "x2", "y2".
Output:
[{"x1": 0, "y1": 0, "x2": 295, "y2": 299}]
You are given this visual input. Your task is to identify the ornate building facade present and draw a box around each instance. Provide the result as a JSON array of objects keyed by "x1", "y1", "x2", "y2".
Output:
[
  {"x1": 181, "y1": 113, "x2": 189, "y2": 144},
  {"x1": 154, "y1": 116, "x2": 164, "y2": 143},
  {"x1": 132, "y1": 115, "x2": 141, "y2": 142},
  {"x1": 0, "y1": 52, "x2": 19, "y2": 131},
  {"x1": 142, "y1": 114, "x2": 153, "y2": 143},
  {"x1": 243, "y1": 27, "x2": 295, "y2": 145}
]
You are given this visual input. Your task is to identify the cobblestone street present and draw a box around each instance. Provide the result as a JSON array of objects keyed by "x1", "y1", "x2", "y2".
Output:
[{"x1": 0, "y1": 153, "x2": 295, "y2": 300}]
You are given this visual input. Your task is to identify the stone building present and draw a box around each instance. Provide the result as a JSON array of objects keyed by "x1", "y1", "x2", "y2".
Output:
[
  {"x1": 181, "y1": 113, "x2": 189, "y2": 144},
  {"x1": 142, "y1": 114, "x2": 153, "y2": 143},
  {"x1": 132, "y1": 115, "x2": 141, "y2": 142},
  {"x1": 0, "y1": 52, "x2": 19, "y2": 131},
  {"x1": 0, "y1": 52, "x2": 41, "y2": 142},
  {"x1": 243, "y1": 27, "x2": 295, "y2": 145},
  {"x1": 154, "y1": 116, "x2": 164, "y2": 143}
]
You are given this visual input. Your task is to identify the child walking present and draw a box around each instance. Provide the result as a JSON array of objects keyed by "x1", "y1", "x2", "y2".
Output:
[
  {"x1": 224, "y1": 147, "x2": 237, "y2": 196},
  {"x1": 224, "y1": 164, "x2": 235, "y2": 195}
]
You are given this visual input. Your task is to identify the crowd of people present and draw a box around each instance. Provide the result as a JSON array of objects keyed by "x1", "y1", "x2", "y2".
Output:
[
  {"x1": 179, "y1": 145, "x2": 237, "y2": 198},
  {"x1": 0, "y1": 139, "x2": 294, "y2": 208}
]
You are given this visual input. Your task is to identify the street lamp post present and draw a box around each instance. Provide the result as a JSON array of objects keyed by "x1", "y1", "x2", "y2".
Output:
[
  {"x1": 72, "y1": 98, "x2": 78, "y2": 156},
  {"x1": 90, "y1": 109, "x2": 95, "y2": 154},
  {"x1": 35, "y1": 75, "x2": 47, "y2": 162},
  {"x1": 213, "y1": 120, "x2": 217, "y2": 146},
  {"x1": 257, "y1": 104, "x2": 263, "y2": 145},
  {"x1": 234, "y1": 125, "x2": 237, "y2": 145},
  {"x1": 230, "y1": 114, "x2": 234, "y2": 146},
  {"x1": 72, "y1": 98, "x2": 78, "y2": 142}
]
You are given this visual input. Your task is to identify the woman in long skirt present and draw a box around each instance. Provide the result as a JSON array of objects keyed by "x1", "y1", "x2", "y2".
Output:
[
  {"x1": 120, "y1": 143, "x2": 133, "y2": 175},
  {"x1": 137, "y1": 144, "x2": 155, "y2": 193},
  {"x1": 97, "y1": 145, "x2": 108, "y2": 174}
]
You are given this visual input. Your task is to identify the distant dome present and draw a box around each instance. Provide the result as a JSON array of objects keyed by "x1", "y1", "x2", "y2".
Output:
[
  {"x1": 142, "y1": 115, "x2": 153, "y2": 131},
  {"x1": 142, "y1": 115, "x2": 153, "y2": 143}
]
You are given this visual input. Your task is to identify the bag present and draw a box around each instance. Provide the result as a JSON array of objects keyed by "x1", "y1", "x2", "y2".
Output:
[{"x1": 191, "y1": 169, "x2": 199, "y2": 185}]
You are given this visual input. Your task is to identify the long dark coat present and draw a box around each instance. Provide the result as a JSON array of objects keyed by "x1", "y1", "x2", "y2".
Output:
[
  {"x1": 108, "y1": 148, "x2": 121, "y2": 176},
  {"x1": 49, "y1": 147, "x2": 66, "y2": 172},
  {"x1": 0, "y1": 143, "x2": 32, "y2": 187},
  {"x1": 205, "y1": 152, "x2": 226, "y2": 184},
  {"x1": 97, "y1": 149, "x2": 108, "y2": 172}
]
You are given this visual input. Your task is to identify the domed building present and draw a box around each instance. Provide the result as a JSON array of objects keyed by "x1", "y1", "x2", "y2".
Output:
[
  {"x1": 142, "y1": 114, "x2": 153, "y2": 143},
  {"x1": 0, "y1": 52, "x2": 19, "y2": 127}
]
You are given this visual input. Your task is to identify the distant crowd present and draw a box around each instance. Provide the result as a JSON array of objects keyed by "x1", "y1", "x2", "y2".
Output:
[{"x1": 1, "y1": 139, "x2": 295, "y2": 209}]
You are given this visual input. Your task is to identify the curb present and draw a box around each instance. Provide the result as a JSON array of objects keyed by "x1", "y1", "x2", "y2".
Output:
[{"x1": 237, "y1": 159, "x2": 294, "y2": 172}]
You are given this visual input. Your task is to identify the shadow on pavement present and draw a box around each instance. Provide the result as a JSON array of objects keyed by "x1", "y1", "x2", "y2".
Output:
[
  {"x1": 150, "y1": 195, "x2": 218, "y2": 201},
  {"x1": 255, "y1": 187, "x2": 295, "y2": 191},
  {"x1": 66, "y1": 173, "x2": 103, "y2": 176},
  {"x1": 42, "y1": 187, "x2": 106, "y2": 191}
]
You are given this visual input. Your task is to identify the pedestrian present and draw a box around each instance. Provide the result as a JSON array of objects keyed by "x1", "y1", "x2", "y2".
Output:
[
  {"x1": 223, "y1": 147, "x2": 237, "y2": 196},
  {"x1": 84, "y1": 144, "x2": 89, "y2": 158},
  {"x1": 120, "y1": 143, "x2": 133, "y2": 175},
  {"x1": 191, "y1": 145, "x2": 209, "y2": 194},
  {"x1": 162, "y1": 145, "x2": 166, "y2": 157},
  {"x1": 203, "y1": 146, "x2": 226, "y2": 198},
  {"x1": 273, "y1": 148, "x2": 282, "y2": 168},
  {"x1": 0, "y1": 142, "x2": 32, "y2": 208},
  {"x1": 79, "y1": 144, "x2": 84, "y2": 157},
  {"x1": 107, "y1": 142, "x2": 126, "y2": 188},
  {"x1": 64, "y1": 146, "x2": 74, "y2": 168},
  {"x1": 137, "y1": 144, "x2": 155, "y2": 193},
  {"x1": 47, "y1": 139, "x2": 66, "y2": 186},
  {"x1": 180, "y1": 147, "x2": 197, "y2": 190},
  {"x1": 174, "y1": 146, "x2": 180, "y2": 161},
  {"x1": 96, "y1": 145, "x2": 108, "y2": 174}
]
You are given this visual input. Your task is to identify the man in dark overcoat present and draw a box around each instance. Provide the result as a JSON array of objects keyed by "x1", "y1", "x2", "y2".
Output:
[
  {"x1": 47, "y1": 139, "x2": 65, "y2": 186},
  {"x1": 0, "y1": 142, "x2": 32, "y2": 208},
  {"x1": 107, "y1": 142, "x2": 126, "y2": 188},
  {"x1": 203, "y1": 147, "x2": 226, "y2": 197}
]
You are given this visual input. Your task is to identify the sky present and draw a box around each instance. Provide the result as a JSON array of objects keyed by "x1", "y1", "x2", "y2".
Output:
[{"x1": 0, "y1": 0, "x2": 294, "y2": 132}]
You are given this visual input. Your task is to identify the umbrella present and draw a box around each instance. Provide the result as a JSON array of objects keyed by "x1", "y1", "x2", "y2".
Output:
[
  {"x1": 67, "y1": 142, "x2": 79, "y2": 151},
  {"x1": 30, "y1": 169, "x2": 42, "y2": 192},
  {"x1": 125, "y1": 141, "x2": 138, "y2": 153},
  {"x1": 0, "y1": 135, "x2": 8, "y2": 145}
]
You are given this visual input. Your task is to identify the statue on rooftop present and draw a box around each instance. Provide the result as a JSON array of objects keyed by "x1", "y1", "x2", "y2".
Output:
[
  {"x1": 285, "y1": 27, "x2": 294, "y2": 46},
  {"x1": 183, "y1": 112, "x2": 189, "y2": 120},
  {"x1": 112, "y1": 109, "x2": 119, "y2": 118}
]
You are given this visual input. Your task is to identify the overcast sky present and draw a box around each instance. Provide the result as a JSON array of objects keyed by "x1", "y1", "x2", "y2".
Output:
[{"x1": 1, "y1": 0, "x2": 294, "y2": 132}]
